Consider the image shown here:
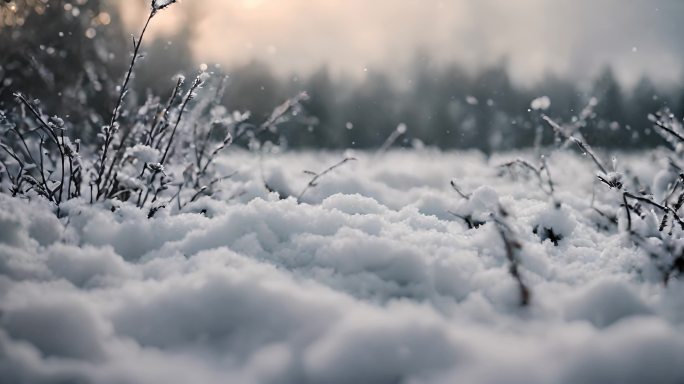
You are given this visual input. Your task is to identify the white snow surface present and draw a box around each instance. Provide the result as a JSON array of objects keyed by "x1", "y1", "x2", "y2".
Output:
[{"x1": 1, "y1": 149, "x2": 684, "y2": 384}]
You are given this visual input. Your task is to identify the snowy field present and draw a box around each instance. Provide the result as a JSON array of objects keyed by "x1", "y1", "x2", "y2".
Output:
[{"x1": 2, "y1": 148, "x2": 684, "y2": 384}]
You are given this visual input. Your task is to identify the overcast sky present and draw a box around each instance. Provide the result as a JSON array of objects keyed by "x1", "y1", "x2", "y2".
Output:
[{"x1": 121, "y1": 0, "x2": 684, "y2": 87}]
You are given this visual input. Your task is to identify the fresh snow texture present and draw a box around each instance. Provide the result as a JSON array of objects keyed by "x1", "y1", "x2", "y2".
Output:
[{"x1": 2, "y1": 149, "x2": 684, "y2": 384}]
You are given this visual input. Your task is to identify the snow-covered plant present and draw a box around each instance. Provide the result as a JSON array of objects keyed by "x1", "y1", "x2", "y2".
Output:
[
  {"x1": 497, "y1": 156, "x2": 555, "y2": 198},
  {"x1": 448, "y1": 184, "x2": 495, "y2": 229},
  {"x1": 234, "y1": 91, "x2": 310, "y2": 148},
  {"x1": 176, "y1": 76, "x2": 244, "y2": 193},
  {"x1": 531, "y1": 201, "x2": 576, "y2": 246},
  {"x1": 492, "y1": 205, "x2": 532, "y2": 306},
  {"x1": 0, "y1": 0, "x2": 236, "y2": 217},
  {"x1": 448, "y1": 172, "x2": 534, "y2": 304},
  {"x1": 448, "y1": 182, "x2": 532, "y2": 306},
  {"x1": 0, "y1": 93, "x2": 83, "y2": 214},
  {"x1": 543, "y1": 114, "x2": 609, "y2": 177},
  {"x1": 92, "y1": 0, "x2": 181, "y2": 202},
  {"x1": 548, "y1": 97, "x2": 598, "y2": 145},
  {"x1": 564, "y1": 108, "x2": 684, "y2": 283},
  {"x1": 497, "y1": 156, "x2": 575, "y2": 246}
]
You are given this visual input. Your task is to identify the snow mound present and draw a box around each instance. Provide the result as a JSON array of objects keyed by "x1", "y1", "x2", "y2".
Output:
[{"x1": 1, "y1": 150, "x2": 684, "y2": 384}]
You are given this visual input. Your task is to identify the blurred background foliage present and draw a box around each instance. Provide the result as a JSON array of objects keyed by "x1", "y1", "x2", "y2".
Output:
[{"x1": 1, "y1": 0, "x2": 682, "y2": 152}]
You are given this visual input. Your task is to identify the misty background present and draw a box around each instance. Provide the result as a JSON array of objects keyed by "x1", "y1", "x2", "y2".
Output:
[{"x1": 2, "y1": 0, "x2": 684, "y2": 151}]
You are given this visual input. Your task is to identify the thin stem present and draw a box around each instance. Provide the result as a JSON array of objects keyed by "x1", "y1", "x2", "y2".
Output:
[
  {"x1": 492, "y1": 214, "x2": 531, "y2": 307},
  {"x1": 297, "y1": 157, "x2": 356, "y2": 203},
  {"x1": 450, "y1": 180, "x2": 471, "y2": 199},
  {"x1": 95, "y1": 10, "x2": 156, "y2": 199},
  {"x1": 160, "y1": 77, "x2": 202, "y2": 165},
  {"x1": 654, "y1": 120, "x2": 684, "y2": 143}
]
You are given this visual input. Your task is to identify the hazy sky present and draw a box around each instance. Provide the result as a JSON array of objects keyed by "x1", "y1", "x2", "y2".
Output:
[{"x1": 120, "y1": 0, "x2": 684, "y2": 87}]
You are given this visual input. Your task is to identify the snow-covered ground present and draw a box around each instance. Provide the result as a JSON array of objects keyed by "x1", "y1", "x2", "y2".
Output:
[{"x1": 2, "y1": 149, "x2": 684, "y2": 384}]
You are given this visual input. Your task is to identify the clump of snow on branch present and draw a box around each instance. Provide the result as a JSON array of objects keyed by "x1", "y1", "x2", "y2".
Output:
[{"x1": 531, "y1": 96, "x2": 551, "y2": 111}]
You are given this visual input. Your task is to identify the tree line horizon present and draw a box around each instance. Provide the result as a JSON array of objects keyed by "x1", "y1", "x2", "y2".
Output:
[{"x1": 2, "y1": 0, "x2": 682, "y2": 152}]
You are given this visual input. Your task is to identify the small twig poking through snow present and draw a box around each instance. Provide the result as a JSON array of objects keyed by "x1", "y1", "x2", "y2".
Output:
[
  {"x1": 597, "y1": 173, "x2": 624, "y2": 190},
  {"x1": 674, "y1": 188, "x2": 684, "y2": 212},
  {"x1": 622, "y1": 193, "x2": 634, "y2": 232},
  {"x1": 662, "y1": 179, "x2": 681, "y2": 206},
  {"x1": 261, "y1": 92, "x2": 310, "y2": 134},
  {"x1": 297, "y1": 157, "x2": 356, "y2": 204},
  {"x1": 448, "y1": 211, "x2": 485, "y2": 229},
  {"x1": 532, "y1": 224, "x2": 562, "y2": 246},
  {"x1": 376, "y1": 123, "x2": 407, "y2": 156},
  {"x1": 492, "y1": 206, "x2": 531, "y2": 307},
  {"x1": 570, "y1": 137, "x2": 608, "y2": 176},
  {"x1": 542, "y1": 115, "x2": 608, "y2": 175},
  {"x1": 234, "y1": 92, "x2": 310, "y2": 143},
  {"x1": 147, "y1": 203, "x2": 166, "y2": 219},
  {"x1": 593, "y1": 207, "x2": 618, "y2": 228},
  {"x1": 450, "y1": 180, "x2": 471, "y2": 199},
  {"x1": 497, "y1": 157, "x2": 555, "y2": 197},
  {"x1": 622, "y1": 191, "x2": 684, "y2": 232},
  {"x1": 180, "y1": 172, "x2": 236, "y2": 210},
  {"x1": 259, "y1": 151, "x2": 289, "y2": 199},
  {"x1": 590, "y1": 181, "x2": 618, "y2": 229},
  {"x1": 540, "y1": 156, "x2": 555, "y2": 195},
  {"x1": 447, "y1": 182, "x2": 486, "y2": 228}
]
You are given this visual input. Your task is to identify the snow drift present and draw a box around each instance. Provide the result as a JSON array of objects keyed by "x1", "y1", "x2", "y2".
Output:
[{"x1": 1, "y1": 149, "x2": 684, "y2": 384}]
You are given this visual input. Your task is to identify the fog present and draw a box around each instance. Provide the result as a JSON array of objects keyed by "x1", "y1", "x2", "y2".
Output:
[{"x1": 120, "y1": 0, "x2": 684, "y2": 86}]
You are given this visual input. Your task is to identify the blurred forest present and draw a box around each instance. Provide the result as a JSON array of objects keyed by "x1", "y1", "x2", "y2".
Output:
[{"x1": 1, "y1": 0, "x2": 683, "y2": 152}]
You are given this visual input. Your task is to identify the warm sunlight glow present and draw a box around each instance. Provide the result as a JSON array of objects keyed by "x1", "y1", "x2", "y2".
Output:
[{"x1": 240, "y1": 0, "x2": 267, "y2": 9}]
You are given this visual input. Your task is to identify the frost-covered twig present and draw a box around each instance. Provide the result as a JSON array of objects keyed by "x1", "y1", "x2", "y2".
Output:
[
  {"x1": 297, "y1": 157, "x2": 356, "y2": 204},
  {"x1": 376, "y1": 123, "x2": 407, "y2": 156},
  {"x1": 450, "y1": 180, "x2": 471, "y2": 199},
  {"x1": 180, "y1": 172, "x2": 236, "y2": 209},
  {"x1": 234, "y1": 92, "x2": 310, "y2": 143},
  {"x1": 4, "y1": 94, "x2": 82, "y2": 209},
  {"x1": 542, "y1": 114, "x2": 608, "y2": 175},
  {"x1": 540, "y1": 155, "x2": 555, "y2": 195},
  {"x1": 622, "y1": 191, "x2": 684, "y2": 232},
  {"x1": 149, "y1": 76, "x2": 184, "y2": 149},
  {"x1": 95, "y1": 0, "x2": 177, "y2": 200},
  {"x1": 650, "y1": 110, "x2": 684, "y2": 149},
  {"x1": 448, "y1": 210, "x2": 485, "y2": 229},
  {"x1": 161, "y1": 74, "x2": 205, "y2": 165},
  {"x1": 492, "y1": 206, "x2": 531, "y2": 307},
  {"x1": 627, "y1": 228, "x2": 684, "y2": 285},
  {"x1": 653, "y1": 120, "x2": 684, "y2": 143},
  {"x1": 498, "y1": 157, "x2": 555, "y2": 197}
]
